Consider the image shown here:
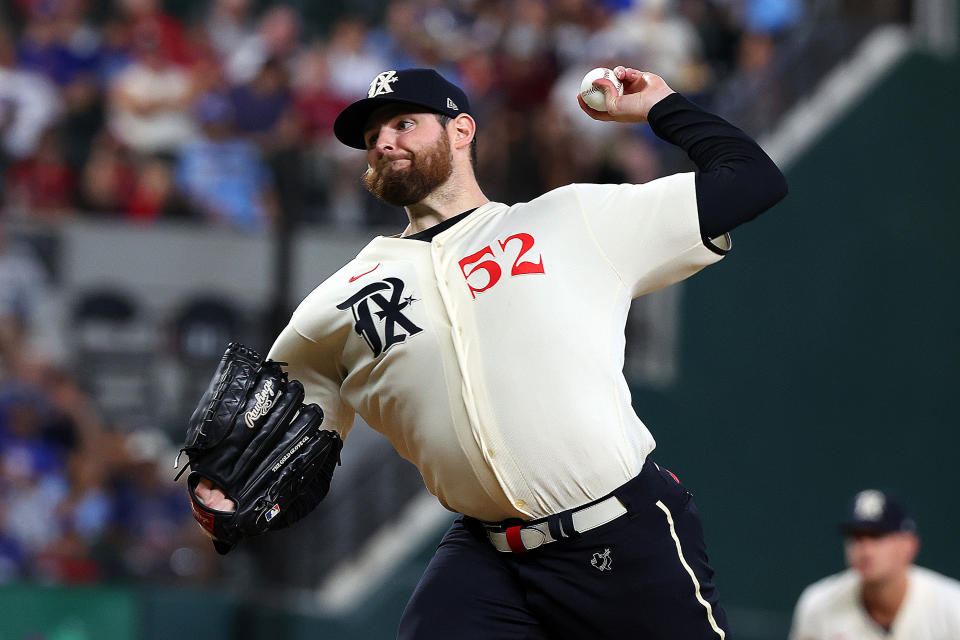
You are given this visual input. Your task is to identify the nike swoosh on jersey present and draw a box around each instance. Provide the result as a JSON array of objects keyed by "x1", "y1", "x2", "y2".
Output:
[{"x1": 348, "y1": 263, "x2": 381, "y2": 282}]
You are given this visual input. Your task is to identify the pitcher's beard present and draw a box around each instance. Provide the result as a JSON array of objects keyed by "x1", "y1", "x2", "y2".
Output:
[{"x1": 363, "y1": 134, "x2": 453, "y2": 207}]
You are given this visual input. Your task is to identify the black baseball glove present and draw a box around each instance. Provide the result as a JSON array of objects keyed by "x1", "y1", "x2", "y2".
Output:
[{"x1": 174, "y1": 342, "x2": 342, "y2": 554}]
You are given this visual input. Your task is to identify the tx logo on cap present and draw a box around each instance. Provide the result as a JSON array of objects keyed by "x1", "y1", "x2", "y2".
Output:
[
  {"x1": 853, "y1": 490, "x2": 886, "y2": 520},
  {"x1": 369, "y1": 71, "x2": 399, "y2": 97}
]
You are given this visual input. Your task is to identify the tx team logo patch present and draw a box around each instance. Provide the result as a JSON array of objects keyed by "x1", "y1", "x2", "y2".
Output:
[
  {"x1": 591, "y1": 548, "x2": 613, "y2": 572},
  {"x1": 338, "y1": 277, "x2": 423, "y2": 358},
  {"x1": 369, "y1": 71, "x2": 399, "y2": 97}
]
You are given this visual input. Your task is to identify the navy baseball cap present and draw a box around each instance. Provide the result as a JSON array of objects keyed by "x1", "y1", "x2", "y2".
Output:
[
  {"x1": 333, "y1": 68, "x2": 470, "y2": 149},
  {"x1": 839, "y1": 489, "x2": 916, "y2": 535}
]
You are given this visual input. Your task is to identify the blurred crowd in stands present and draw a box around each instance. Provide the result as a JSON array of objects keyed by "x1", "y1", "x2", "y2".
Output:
[
  {"x1": 0, "y1": 0, "x2": 812, "y2": 232},
  {"x1": 1, "y1": 0, "x2": 911, "y2": 587},
  {"x1": 0, "y1": 225, "x2": 217, "y2": 584}
]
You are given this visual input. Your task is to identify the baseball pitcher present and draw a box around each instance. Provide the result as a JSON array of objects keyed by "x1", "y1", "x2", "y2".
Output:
[{"x1": 185, "y1": 66, "x2": 788, "y2": 638}]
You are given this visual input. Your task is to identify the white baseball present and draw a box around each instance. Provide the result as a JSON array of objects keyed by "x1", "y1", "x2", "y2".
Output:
[{"x1": 579, "y1": 67, "x2": 623, "y2": 112}]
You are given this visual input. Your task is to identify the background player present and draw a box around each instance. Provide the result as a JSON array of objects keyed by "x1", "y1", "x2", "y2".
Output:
[
  {"x1": 195, "y1": 65, "x2": 787, "y2": 638},
  {"x1": 790, "y1": 489, "x2": 960, "y2": 640}
]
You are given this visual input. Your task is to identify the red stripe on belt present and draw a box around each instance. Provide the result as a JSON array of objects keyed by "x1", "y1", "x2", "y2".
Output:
[{"x1": 505, "y1": 525, "x2": 527, "y2": 553}]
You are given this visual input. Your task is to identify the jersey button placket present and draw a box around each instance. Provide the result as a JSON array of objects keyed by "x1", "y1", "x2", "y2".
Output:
[
  {"x1": 436, "y1": 240, "x2": 448, "y2": 285},
  {"x1": 431, "y1": 236, "x2": 510, "y2": 507}
]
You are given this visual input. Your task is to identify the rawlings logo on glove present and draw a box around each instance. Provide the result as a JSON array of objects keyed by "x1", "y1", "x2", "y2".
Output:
[
  {"x1": 245, "y1": 378, "x2": 277, "y2": 428},
  {"x1": 175, "y1": 342, "x2": 342, "y2": 554}
]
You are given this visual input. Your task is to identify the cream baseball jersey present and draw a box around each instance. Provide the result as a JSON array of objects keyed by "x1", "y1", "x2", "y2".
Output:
[
  {"x1": 789, "y1": 567, "x2": 960, "y2": 640},
  {"x1": 268, "y1": 174, "x2": 729, "y2": 521}
]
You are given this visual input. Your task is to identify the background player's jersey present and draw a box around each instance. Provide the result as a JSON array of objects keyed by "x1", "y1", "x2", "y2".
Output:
[
  {"x1": 269, "y1": 173, "x2": 727, "y2": 521},
  {"x1": 789, "y1": 567, "x2": 960, "y2": 640}
]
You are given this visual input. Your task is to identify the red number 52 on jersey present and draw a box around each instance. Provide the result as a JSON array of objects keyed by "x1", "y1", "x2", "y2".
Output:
[{"x1": 457, "y1": 232, "x2": 545, "y2": 299}]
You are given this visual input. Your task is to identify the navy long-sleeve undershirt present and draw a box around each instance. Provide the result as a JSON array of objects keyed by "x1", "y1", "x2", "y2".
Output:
[{"x1": 647, "y1": 93, "x2": 788, "y2": 240}]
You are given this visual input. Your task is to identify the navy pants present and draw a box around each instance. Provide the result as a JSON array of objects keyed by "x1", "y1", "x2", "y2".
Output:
[{"x1": 398, "y1": 461, "x2": 729, "y2": 640}]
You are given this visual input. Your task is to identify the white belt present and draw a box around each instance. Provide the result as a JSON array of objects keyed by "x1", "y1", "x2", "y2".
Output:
[{"x1": 483, "y1": 496, "x2": 628, "y2": 553}]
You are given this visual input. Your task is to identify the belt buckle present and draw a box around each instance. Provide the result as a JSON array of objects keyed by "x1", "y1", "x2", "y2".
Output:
[{"x1": 504, "y1": 523, "x2": 549, "y2": 552}]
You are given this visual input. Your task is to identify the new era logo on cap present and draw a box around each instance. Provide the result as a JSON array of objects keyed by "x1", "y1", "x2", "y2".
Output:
[{"x1": 334, "y1": 68, "x2": 471, "y2": 149}]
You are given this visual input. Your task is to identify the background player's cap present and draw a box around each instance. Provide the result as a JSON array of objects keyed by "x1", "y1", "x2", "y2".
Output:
[
  {"x1": 334, "y1": 68, "x2": 470, "y2": 150},
  {"x1": 839, "y1": 489, "x2": 916, "y2": 535}
]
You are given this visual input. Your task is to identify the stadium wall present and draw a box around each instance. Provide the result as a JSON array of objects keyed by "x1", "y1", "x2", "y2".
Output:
[{"x1": 634, "y1": 44, "x2": 960, "y2": 636}]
